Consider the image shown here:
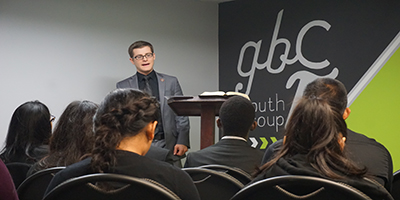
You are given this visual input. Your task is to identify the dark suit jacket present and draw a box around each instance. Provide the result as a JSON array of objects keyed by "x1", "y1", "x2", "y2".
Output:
[
  {"x1": 116, "y1": 71, "x2": 190, "y2": 151},
  {"x1": 45, "y1": 150, "x2": 200, "y2": 200},
  {"x1": 261, "y1": 129, "x2": 393, "y2": 192},
  {"x1": 184, "y1": 139, "x2": 264, "y2": 174}
]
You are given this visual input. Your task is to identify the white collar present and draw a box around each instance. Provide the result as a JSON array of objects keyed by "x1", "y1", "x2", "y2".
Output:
[{"x1": 221, "y1": 136, "x2": 247, "y2": 142}]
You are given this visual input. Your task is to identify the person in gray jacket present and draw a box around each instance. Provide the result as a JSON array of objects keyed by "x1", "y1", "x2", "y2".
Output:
[{"x1": 117, "y1": 40, "x2": 189, "y2": 167}]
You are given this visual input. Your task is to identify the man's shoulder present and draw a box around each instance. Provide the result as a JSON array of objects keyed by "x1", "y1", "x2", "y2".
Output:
[
  {"x1": 116, "y1": 74, "x2": 136, "y2": 87},
  {"x1": 155, "y1": 72, "x2": 178, "y2": 80},
  {"x1": 347, "y1": 129, "x2": 388, "y2": 150},
  {"x1": 191, "y1": 139, "x2": 262, "y2": 155}
]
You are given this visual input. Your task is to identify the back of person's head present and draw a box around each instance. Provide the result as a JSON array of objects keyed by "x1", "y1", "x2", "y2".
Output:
[
  {"x1": 91, "y1": 89, "x2": 159, "y2": 172},
  {"x1": 1, "y1": 101, "x2": 52, "y2": 162},
  {"x1": 284, "y1": 96, "x2": 348, "y2": 165},
  {"x1": 257, "y1": 78, "x2": 366, "y2": 179},
  {"x1": 128, "y1": 40, "x2": 154, "y2": 58},
  {"x1": 46, "y1": 100, "x2": 98, "y2": 166},
  {"x1": 219, "y1": 96, "x2": 255, "y2": 138},
  {"x1": 303, "y1": 78, "x2": 348, "y2": 114}
]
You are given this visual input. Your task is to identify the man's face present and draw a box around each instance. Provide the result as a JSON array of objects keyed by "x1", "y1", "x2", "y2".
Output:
[{"x1": 129, "y1": 46, "x2": 155, "y2": 75}]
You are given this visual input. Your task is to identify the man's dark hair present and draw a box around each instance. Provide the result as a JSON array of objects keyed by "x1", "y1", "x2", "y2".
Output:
[
  {"x1": 219, "y1": 96, "x2": 255, "y2": 137},
  {"x1": 128, "y1": 40, "x2": 154, "y2": 58},
  {"x1": 303, "y1": 78, "x2": 348, "y2": 114}
]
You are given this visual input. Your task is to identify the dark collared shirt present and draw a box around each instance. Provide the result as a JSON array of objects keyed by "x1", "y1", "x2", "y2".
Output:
[
  {"x1": 136, "y1": 70, "x2": 164, "y2": 138},
  {"x1": 137, "y1": 70, "x2": 160, "y2": 101}
]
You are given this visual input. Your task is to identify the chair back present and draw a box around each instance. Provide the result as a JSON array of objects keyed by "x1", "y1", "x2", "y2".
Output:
[
  {"x1": 17, "y1": 166, "x2": 65, "y2": 200},
  {"x1": 183, "y1": 167, "x2": 243, "y2": 200},
  {"x1": 231, "y1": 175, "x2": 372, "y2": 200},
  {"x1": 5, "y1": 162, "x2": 32, "y2": 188},
  {"x1": 43, "y1": 173, "x2": 180, "y2": 200},
  {"x1": 199, "y1": 164, "x2": 252, "y2": 185},
  {"x1": 391, "y1": 170, "x2": 400, "y2": 200}
]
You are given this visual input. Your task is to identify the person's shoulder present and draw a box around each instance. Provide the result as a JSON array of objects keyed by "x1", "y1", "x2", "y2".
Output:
[
  {"x1": 117, "y1": 75, "x2": 136, "y2": 85},
  {"x1": 145, "y1": 146, "x2": 173, "y2": 163},
  {"x1": 144, "y1": 155, "x2": 187, "y2": 175},
  {"x1": 190, "y1": 143, "x2": 220, "y2": 155},
  {"x1": 155, "y1": 72, "x2": 178, "y2": 80},
  {"x1": 347, "y1": 129, "x2": 388, "y2": 150},
  {"x1": 56, "y1": 157, "x2": 91, "y2": 177}
]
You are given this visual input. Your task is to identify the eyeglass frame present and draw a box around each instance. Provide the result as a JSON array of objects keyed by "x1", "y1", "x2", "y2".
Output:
[
  {"x1": 133, "y1": 53, "x2": 154, "y2": 60},
  {"x1": 50, "y1": 115, "x2": 56, "y2": 122}
]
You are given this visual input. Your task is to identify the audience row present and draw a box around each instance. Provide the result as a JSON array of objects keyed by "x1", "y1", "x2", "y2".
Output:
[{"x1": 0, "y1": 78, "x2": 395, "y2": 200}]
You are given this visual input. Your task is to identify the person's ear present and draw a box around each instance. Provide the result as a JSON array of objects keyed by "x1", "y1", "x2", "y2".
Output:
[
  {"x1": 339, "y1": 136, "x2": 346, "y2": 151},
  {"x1": 250, "y1": 121, "x2": 257, "y2": 131},
  {"x1": 129, "y1": 57, "x2": 135, "y2": 65},
  {"x1": 153, "y1": 53, "x2": 156, "y2": 60},
  {"x1": 146, "y1": 121, "x2": 158, "y2": 141},
  {"x1": 216, "y1": 118, "x2": 222, "y2": 128},
  {"x1": 342, "y1": 107, "x2": 351, "y2": 120},
  {"x1": 283, "y1": 136, "x2": 287, "y2": 145}
]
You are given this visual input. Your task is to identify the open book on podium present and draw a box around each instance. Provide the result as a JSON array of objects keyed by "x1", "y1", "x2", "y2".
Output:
[{"x1": 199, "y1": 91, "x2": 250, "y2": 100}]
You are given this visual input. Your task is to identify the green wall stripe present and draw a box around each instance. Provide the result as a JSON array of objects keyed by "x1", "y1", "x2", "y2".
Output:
[{"x1": 347, "y1": 47, "x2": 400, "y2": 171}]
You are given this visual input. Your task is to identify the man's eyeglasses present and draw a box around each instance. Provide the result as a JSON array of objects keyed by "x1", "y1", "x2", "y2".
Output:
[
  {"x1": 50, "y1": 115, "x2": 56, "y2": 122},
  {"x1": 133, "y1": 53, "x2": 154, "y2": 60}
]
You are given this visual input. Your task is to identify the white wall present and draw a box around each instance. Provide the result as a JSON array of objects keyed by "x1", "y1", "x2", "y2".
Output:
[{"x1": 0, "y1": 0, "x2": 219, "y2": 152}]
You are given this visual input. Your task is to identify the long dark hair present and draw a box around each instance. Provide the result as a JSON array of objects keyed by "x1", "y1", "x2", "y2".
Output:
[
  {"x1": 1, "y1": 101, "x2": 52, "y2": 163},
  {"x1": 39, "y1": 100, "x2": 98, "y2": 168},
  {"x1": 90, "y1": 89, "x2": 159, "y2": 172},
  {"x1": 256, "y1": 78, "x2": 367, "y2": 179}
]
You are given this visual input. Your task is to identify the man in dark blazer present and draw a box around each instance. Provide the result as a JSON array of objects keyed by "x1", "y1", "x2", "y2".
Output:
[
  {"x1": 184, "y1": 96, "x2": 264, "y2": 174},
  {"x1": 117, "y1": 41, "x2": 190, "y2": 167}
]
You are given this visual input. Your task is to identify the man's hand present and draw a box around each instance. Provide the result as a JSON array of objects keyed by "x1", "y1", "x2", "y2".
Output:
[{"x1": 173, "y1": 144, "x2": 188, "y2": 156}]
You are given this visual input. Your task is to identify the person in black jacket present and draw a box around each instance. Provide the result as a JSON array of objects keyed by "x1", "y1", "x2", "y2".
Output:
[
  {"x1": 261, "y1": 78, "x2": 393, "y2": 192},
  {"x1": 185, "y1": 95, "x2": 263, "y2": 174},
  {"x1": 45, "y1": 89, "x2": 199, "y2": 200},
  {"x1": 253, "y1": 78, "x2": 392, "y2": 200}
]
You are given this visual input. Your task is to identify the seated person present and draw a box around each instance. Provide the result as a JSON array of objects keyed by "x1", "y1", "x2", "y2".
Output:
[
  {"x1": 45, "y1": 89, "x2": 200, "y2": 200},
  {"x1": 252, "y1": 78, "x2": 392, "y2": 200},
  {"x1": 184, "y1": 96, "x2": 263, "y2": 174},
  {"x1": 261, "y1": 78, "x2": 393, "y2": 192},
  {"x1": 1, "y1": 100, "x2": 52, "y2": 164},
  {"x1": 28, "y1": 100, "x2": 98, "y2": 176},
  {"x1": 0, "y1": 160, "x2": 18, "y2": 200}
]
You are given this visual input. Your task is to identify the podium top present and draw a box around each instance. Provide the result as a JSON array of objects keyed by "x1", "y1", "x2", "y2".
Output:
[{"x1": 167, "y1": 96, "x2": 229, "y2": 116}]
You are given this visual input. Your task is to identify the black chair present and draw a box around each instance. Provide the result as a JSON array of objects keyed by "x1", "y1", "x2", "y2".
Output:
[
  {"x1": 17, "y1": 166, "x2": 65, "y2": 200},
  {"x1": 43, "y1": 173, "x2": 181, "y2": 200},
  {"x1": 199, "y1": 164, "x2": 252, "y2": 185},
  {"x1": 183, "y1": 167, "x2": 244, "y2": 200},
  {"x1": 5, "y1": 162, "x2": 32, "y2": 188},
  {"x1": 391, "y1": 170, "x2": 400, "y2": 200},
  {"x1": 230, "y1": 175, "x2": 372, "y2": 200}
]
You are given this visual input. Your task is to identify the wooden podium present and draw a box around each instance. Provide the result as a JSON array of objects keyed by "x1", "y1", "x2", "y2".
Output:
[{"x1": 167, "y1": 96, "x2": 229, "y2": 149}]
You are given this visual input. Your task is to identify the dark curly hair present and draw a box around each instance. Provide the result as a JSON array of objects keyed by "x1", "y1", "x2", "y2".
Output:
[{"x1": 90, "y1": 89, "x2": 160, "y2": 172}]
